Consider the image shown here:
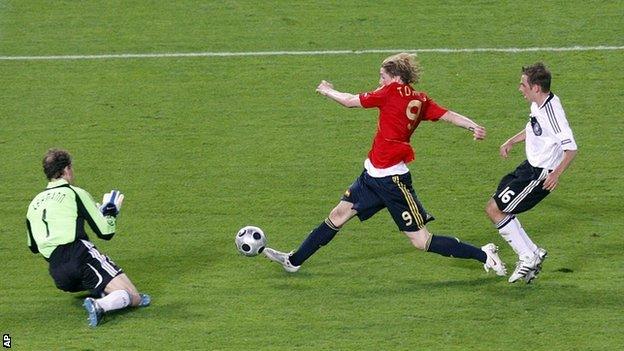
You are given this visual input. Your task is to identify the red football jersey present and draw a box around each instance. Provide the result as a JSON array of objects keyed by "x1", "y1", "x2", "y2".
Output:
[{"x1": 359, "y1": 82, "x2": 448, "y2": 168}]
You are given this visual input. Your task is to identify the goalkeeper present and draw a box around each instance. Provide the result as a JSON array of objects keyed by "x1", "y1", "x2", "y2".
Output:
[{"x1": 26, "y1": 148, "x2": 150, "y2": 327}]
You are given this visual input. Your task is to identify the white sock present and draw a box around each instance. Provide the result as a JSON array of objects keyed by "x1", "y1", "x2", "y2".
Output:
[
  {"x1": 96, "y1": 290, "x2": 131, "y2": 312},
  {"x1": 496, "y1": 215, "x2": 537, "y2": 258},
  {"x1": 513, "y1": 217, "x2": 538, "y2": 255}
]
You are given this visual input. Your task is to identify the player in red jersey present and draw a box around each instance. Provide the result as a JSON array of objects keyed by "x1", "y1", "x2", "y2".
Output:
[{"x1": 264, "y1": 53, "x2": 507, "y2": 276}]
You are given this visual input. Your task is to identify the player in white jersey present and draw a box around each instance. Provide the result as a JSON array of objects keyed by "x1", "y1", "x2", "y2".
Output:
[{"x1": 485, "y1": 63, "x2": 577, "y2": 284}]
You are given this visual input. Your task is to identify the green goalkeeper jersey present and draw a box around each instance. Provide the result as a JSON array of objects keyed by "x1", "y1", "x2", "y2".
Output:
[{"x1": 26, "y1": 179, "x2": 116, "y2": 259}]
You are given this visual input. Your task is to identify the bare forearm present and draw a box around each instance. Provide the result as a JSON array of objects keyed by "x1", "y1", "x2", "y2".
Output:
[
  {"x1": 440, "y1": 111, "x2": 486, "y2": 140},
  {"x1": 316, "y1": 80, "x2": 362, "y2": 108},
  {"x1": 441, "y1": 111, "x2": 476, "y2": 129},
  {"x1": 506, "y1": 130, "x2": 526, "y2": 145},
  {"x1": 323, "y1": 89, "x2": 361, "y2": 107},
  {"x1": 552, "y1": 149, "x2": 577, "y2": 175},
  {"x1": 542, "y1": 149, "x2": 577, "y2": 191},
  {"x1": 499, "y1": 130, "x2": 526, "y2": 158}
]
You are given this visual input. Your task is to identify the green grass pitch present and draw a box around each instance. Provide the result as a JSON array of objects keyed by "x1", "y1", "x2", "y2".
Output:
[{"x1": 1, "y1": 1, "x2": 623, "y2": 350}]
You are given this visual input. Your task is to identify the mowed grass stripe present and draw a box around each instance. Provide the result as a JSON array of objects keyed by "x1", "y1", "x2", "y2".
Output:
[{"x1": 1, "y1": 45, "x2": 623, "y2": 61}]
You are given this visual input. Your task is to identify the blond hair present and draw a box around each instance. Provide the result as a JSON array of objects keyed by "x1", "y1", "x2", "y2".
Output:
[{"x1": 382, "y1": 53, "x2": 422, "y2": 84}]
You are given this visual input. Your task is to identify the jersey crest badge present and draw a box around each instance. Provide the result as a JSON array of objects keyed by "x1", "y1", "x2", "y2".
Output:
[{"x1": 530, "y1": 116, "x2": 542, "y2": 136}]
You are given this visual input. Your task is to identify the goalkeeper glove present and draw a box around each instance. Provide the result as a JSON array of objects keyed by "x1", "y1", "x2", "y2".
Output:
[{"x1": 99, "y1": 190, "x2": 124, "y2": 217}]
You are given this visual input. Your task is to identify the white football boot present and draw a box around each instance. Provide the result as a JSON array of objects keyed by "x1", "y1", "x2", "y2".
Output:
[
  {"x1": 263, "y1": 248, "x2": 301, "y2": 273},
  {"x1": 523, "y1": 248, "x2": 548, "y2": 284},
  {"x1": 508, "y1": 258, "x2": 534, "y2": 283},
  {"x1": 481, "y1": 243, "x2": 507, "y2": 276}
]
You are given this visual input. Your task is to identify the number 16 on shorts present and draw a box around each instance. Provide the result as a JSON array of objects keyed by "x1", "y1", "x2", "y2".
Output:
[{"x1": 498, "y1": 186, "x2": 516, "y2": 204}]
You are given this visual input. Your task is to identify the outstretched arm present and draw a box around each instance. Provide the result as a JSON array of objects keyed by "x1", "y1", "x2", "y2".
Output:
[
  {"x1": 316, "y1": 80, "x2": 362, "y2": 108},
  {"x1": 499, "y1": 129, "x2": 526, "y2": 158},
  {"x1": 439, "y1": 110, "x2": 486, "y2": 140}
]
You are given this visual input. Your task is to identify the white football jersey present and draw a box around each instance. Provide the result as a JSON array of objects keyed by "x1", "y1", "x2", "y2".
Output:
[{"x1": 525, "y1": 93, "x2": 577, "y2": 170}]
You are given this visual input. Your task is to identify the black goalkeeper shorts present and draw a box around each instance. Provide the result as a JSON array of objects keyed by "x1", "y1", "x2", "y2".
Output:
[{"x1": 48, "y1": 239, "x2": 123, "y2": 295}]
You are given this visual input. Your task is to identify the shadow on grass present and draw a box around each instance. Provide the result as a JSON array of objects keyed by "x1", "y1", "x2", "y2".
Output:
[
  {"x1": 400, "y1": 276, "x2": 494, "y2": 289},
  {"x1": 72, "y1": 293, "x2": 203, "y2": 327},
  {"x1": 264, "y1": 269, "x2": 623, "y2": 311}
]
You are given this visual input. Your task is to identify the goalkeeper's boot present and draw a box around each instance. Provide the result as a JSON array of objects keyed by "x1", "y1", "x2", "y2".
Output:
[
  {"x1": 83, "y1": 297, "x2": 104, "y2": 327},
  {"x1": 481, "y1": 243, "x2": 507, "y2": 276},
  {"x1": 523, "y1": 248, "x2": 548, "y2": 284},
  {"x1": 264, "y1": 248, "x2": 300, "y2": 273},
  {"x1": 138, "y1": 293, "x2": 151, "y2": 307}
]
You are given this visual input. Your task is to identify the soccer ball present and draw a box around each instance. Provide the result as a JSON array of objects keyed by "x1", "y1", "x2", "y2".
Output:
[{"x1": 235, "y1": 226, "x2": 267, "y2": 257}]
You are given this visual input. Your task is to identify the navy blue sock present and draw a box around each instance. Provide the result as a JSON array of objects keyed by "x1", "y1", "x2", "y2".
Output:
[
  {"x1": 289, "y1": 219, "x2": 340, "y2": 266},
  {"x1": 427, "y1": 235, "x2": 487, "y2": 263}
]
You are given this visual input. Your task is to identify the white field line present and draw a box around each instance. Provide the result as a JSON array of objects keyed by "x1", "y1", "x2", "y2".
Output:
[{"x1": 0, "y1": 45, "x2": 623, "y2": 61}]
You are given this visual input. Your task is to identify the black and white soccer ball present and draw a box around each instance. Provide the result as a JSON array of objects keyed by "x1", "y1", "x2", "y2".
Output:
[{"x1": 235, "y1": 226, "x2": 267, "y2": 257}]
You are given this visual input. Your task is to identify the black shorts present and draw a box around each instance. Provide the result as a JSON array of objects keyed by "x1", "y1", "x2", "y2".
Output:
[
  {"x1": 48, "y1": 239, "x2": 123, "y2": 295},
  {"x1": 341, "y1": 170, "x2": 434, "y2": 231},
  {"x1": 493, "y1": 160, "x2": 551, "y2": 214}
]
